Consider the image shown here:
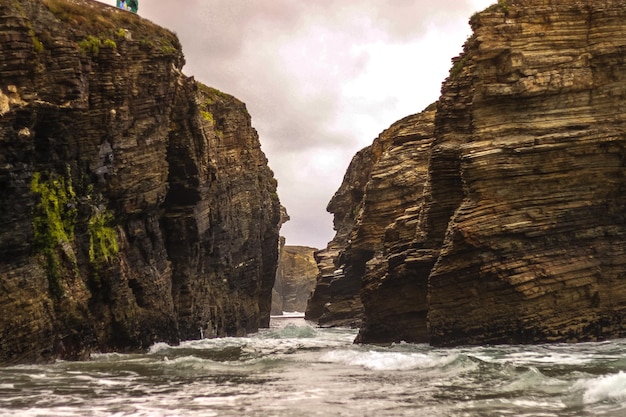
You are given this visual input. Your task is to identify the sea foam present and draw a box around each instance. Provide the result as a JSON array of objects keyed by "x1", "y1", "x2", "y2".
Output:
[
  {"x1": 148, "y1": 342, "x2": 173, "y2": 354},
  {"x1": 319, "y1": 349, "x2": 459, "y2": 371},
  {"x1": 577, "y1": 371, "x2": 626, "y2": 404}
]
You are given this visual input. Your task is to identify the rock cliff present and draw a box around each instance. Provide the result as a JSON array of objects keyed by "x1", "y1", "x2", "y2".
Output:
[
  {"x1": 311, "y1": 0, "x2": 626, "y2": 346},
  {"x1": 271, "y1": 245, "x2": 318, "y2": 314},
  {"x1": 426, "y1": 0, "x2": 626, "y2": 346},
  {"x1": 0, "y1": 0, "x2": 281, "y2": 364},
  {"x1": 305, "y1": 111, "x2": 436, "y2": 328}
]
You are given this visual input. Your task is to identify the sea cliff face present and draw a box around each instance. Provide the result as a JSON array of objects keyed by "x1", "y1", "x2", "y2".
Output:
[
  {"x1": 0, "y1": 0, "x2": 281, "y2": 364},
  {"x1": 271, "y1": 245, "x2": 318, "y2": 315},
  {"x1": 426, "y1": 0, "x2": 626, "y2": 346},
  {"x1": 309, "y1": 0, "x2": 626, "y2": 346},
  {"x1": 305, "y1": 111, "x2": 435, "y2": 328}
]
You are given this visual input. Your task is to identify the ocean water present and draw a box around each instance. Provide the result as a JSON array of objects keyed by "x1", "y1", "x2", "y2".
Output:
[{"x1": 1, "y1": 317, "x2": 625, "y2": 416}]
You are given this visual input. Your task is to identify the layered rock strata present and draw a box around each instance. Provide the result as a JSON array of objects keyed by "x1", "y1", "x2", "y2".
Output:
[
  {"x1": 427, "y1": 0, "x2": 626, "y2": 346},
  {"x1": 271, "y1": 245, "x2": 319, "y2": 314},
  {"x1": 306, "y1": 111, "x2": 436, "y2": 328},
  {"x1": 304, "y1": 145, "x2": 371, "y2": 327},
  {"x1": 0, "y1": 0, "x2": 281, "y2": 364},
  {"x1": 313, "y1": 0, "x2": 626, "y2": 346},
  {"x1": 355, "y1": 110, "x2": 436, "y2": 343}
]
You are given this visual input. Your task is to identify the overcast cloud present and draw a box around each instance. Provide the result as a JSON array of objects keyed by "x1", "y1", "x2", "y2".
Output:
[{"x1": 98, "y1": 0, "x2": 493, "y2": 248}]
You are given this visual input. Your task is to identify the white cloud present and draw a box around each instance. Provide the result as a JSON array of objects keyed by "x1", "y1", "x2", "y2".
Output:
[{"x1": 95, "y1": 0, "x2": 495, "y2": 248}]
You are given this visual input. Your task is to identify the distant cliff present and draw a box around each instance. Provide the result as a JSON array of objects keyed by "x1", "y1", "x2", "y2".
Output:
[
  {"x1": 0, "y1": 0, "x2": 281, "y2": 364},
  {"x1": 272, "y1": 245, "x2": 318, "y2": 314},
  {"x1": 308, "y1": 0, "x2": 626, "y2": 346}
]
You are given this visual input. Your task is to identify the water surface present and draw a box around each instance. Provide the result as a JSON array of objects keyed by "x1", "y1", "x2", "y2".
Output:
[{"x1": 1, "y1": 317, "x2": 625, "y2": 416}]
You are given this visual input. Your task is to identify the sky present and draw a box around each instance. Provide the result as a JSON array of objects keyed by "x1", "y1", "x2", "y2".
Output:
[{"x1": 97, "y1": 0, "x2": 494, "y2": 249}]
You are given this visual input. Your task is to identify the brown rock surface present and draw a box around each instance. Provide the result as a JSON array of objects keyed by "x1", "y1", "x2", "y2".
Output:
[
  {"x1": 355, "y1": 110, "x2": 436, "y2": 343},
  {"x1": 315, "y1": 0, "x2": 626, "y2": 346},
  {"x1": 306, "y1": 111, "x2": 435, "y2": 328},
  {"x1": 0, "y1": 0, "x2": 281, "y2": 364},
  {"x1": 272, "y1": 245, "x2": 319, "y2": 314},
  {"x1": 428, "y1": 0, "x2": 626, "y2": 346},
  {"x1": 304, "y1": 144, "x2": 371, "y2": 327}
]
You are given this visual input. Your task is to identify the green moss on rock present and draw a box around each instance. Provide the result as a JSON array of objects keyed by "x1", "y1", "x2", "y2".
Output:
[
  {"x1": 79, "y1": 35, "x2": 101, "y2": 55},
  {"x1": 30, "y1": 168, "x2": 78, "y2": 297},
  {"x1": 87, "y1": 209, "x2": 119, "y2": 264},
  {"x1": 30, "y1": 170, "x2": 77, "y2": 252},
  {"x1": 29, "y1": 29, "x2": 44, "y2": 53},
  {"x1": 43, "y1": 0, "x2": 181, "y2": 57},
  {"x1": 200, "y1": 110, "x2": 214, "y2": 124}
]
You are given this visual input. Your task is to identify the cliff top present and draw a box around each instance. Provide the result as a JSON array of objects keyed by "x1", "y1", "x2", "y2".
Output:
[
  {"x1": 283, "y1": 245, "x2": 319, "y2": 254},
  {"x1": 4, "y1": 0, "x2": 183, "y2": 66}
]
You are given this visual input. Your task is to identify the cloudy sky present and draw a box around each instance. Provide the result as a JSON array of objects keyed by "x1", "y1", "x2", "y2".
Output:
[{"x1": 98, "y1": 0, "x2": 493, "y2": 249}]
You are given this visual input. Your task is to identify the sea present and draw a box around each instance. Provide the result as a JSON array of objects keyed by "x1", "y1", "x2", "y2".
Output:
[{"x1": 1, "y1": 314, "x2": 625, "y2": 417}]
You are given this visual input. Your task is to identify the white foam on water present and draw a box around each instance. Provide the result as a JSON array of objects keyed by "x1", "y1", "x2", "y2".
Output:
[
  {"x1": 148, "y1": 342, "x2": 173, "y2": 354},
  {"x1": 510, "y1": 398, "x2": 565, "y2": 409},
  {"x1": 160, "y1": 355, "x2": 213, "y2": 369},
  {"x1": 470, "y1": 346, "x2": 596, "y2": 367},
  {"x1": 319, "y1": 349, "x2": 459, "y2": 371},
  {"x1": 506, "y1": 351, "x2": 596, "y2": 366},
  {"x1": 274, "y1": 311, "x2": 305, "y2": 318},
  {"x1": 90, "y1": 352, "x2": 129, "y2": 360},
  {"x1": 259, "y1": 323, "x2": 318, "y2": 339},
  {"x1": 4, "y1": 331, "x2": 626, "y2": 417},
  {"x1": 576, "y1": 371, "x2": 626, "y2": 404}
]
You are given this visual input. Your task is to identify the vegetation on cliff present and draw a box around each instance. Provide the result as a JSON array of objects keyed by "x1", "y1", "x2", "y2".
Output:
[
  {"x1": 87, "y1": 209, "x2": 118, "y2": 265},
  {"x1": 42, "y1": 0, "x2": 179, "y2": 52},
  {"x1": 0, "y1": 0, "x2": 281, "y2": 364},
  {"x1": 30, "y1": 169, "x2": 78, "y2": 298}
]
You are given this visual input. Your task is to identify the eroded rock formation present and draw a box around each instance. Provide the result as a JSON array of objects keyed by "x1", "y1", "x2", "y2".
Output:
[
  {"x1": 0, "y1": 0, "x2": 281, "y2": 364},
  {"x1": 427, "y1": 0, "x2": 626, "y2": 346},
  {"x1": 305, "y1": 111, "x2": 436, "y2": 328},
  {"x1": 311, "y1": 0, "x2": 626, "y2": 346},
  {"x1": 271, "y1": 245, "x2": 319, "y2": 314}
]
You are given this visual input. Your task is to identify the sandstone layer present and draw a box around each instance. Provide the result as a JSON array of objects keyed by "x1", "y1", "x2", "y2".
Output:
[
  {"x1": 271, "y1": 245, "x2": 319, "y2": 315},
  {"x1": 0, "y1": 0, "x2": 281, "y2": 364},
  {"x1": 427, "y1": 0, "x2": 626, "y2": 346},
  {"x1": 355, "y1": 110, "x2": 436, "y2": 343},
  {"x1": 311, "y1": 0, "x2": 626, "y2": 346},
  {"x1": 306, "y1": 111, "x2": 436, "y2": 328}
]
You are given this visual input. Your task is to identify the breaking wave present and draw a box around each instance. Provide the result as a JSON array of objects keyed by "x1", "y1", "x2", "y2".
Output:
[{"x1": 577, "y1": 371, "x2": 626, "y2": 404}]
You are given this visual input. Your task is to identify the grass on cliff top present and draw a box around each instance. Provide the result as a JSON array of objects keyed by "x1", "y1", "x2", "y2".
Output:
[
  {"x1": 196, "y1": 83, "x2": 253, "y2": 137},
  {"x1": 198, "y1": 83, "x2": 237, "y2": 105},
  {"x1": 42, "y1": 0, "x2": 180, "y2": 53},
  {"x1": 470, "y1": 0, "x2": 510, "y2": 26}
]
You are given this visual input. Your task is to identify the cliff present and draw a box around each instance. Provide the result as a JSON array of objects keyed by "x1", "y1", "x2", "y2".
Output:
[
  {"x1": 305, "y1": 111, "x2": 436, "y2": 328},
  {"x1": 271, "y1": 245, "x2": 318, "y2": 314},
  {"x1": 311, "y1": 0, "x2": 626, "y2": 346},
  {"x1": 0, "y1": 0, "x2": 281, "y2": 364},
  {"x1": 303, "y1": 144, "x2": 371, "y2": 326},
  {"x1": 426, "y1": 0, "x2": 626, "y2": 346}
]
